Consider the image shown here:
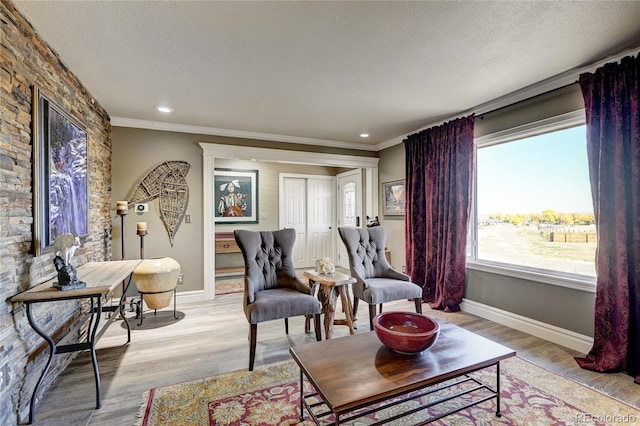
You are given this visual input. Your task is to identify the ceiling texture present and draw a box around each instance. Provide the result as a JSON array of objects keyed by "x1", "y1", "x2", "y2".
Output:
[{"x1": 13, "y1": 1, "x2": 640, "y2": 151}]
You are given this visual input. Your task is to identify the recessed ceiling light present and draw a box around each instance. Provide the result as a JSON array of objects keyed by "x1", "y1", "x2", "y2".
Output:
[
  {"x1": 155, "y1": 106, "x2": 173, "y2": 113},
  {"x1": 360, "y1": 133, "x2": 369, "y2": 138}
]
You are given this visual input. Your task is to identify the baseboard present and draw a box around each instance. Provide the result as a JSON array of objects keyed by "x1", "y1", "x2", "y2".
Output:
[
  {"x1": 460, "y1": 298, "x2": 593, "y2": 355},
  {"x1": 176, "y1": 290, "x2": 206, "y2": 304}
]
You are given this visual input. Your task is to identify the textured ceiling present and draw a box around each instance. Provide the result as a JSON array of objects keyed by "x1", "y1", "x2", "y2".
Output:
[{"x1": 13, "y1": 1, "x2": 640, "y2": 150}]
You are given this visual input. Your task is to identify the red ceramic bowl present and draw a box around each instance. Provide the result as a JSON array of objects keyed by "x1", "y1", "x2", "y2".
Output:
[{"x1": 373, "y1": 311, "x2": 440, "y2": 355}]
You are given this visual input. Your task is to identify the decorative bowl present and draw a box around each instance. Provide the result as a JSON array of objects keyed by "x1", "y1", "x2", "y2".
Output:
[{"x1": 373, "y1": 311, "x2": 440, "y2": 355}]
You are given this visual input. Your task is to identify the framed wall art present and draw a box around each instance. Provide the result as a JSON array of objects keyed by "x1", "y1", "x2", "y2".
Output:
[
  {"x1": 33, "y1": 87, "x2": 89, "y2": 255},
  {"x1": 382, "y1": 179, "x2": 405, "y2": 216},
  {"x1": 214, "y1": 168, "x2": 258, "y2": 223}
]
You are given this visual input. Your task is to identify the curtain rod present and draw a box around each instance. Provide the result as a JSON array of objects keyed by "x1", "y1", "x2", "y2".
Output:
[
  {"x1": 473, "y1": 47, "x2": 640, "y2": 120},
  {"x1": 475, "y1": 82, "x2": 578, "y2": 121}
]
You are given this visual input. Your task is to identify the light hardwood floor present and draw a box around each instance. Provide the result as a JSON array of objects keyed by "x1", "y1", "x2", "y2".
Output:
[{"x1": 26, "y1": 290, "x2": 640, "y2": 425}]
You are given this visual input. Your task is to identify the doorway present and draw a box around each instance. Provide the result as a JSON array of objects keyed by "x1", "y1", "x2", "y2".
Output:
[
  {"x1": 280, "y1": 174, "x2": 335, "y2": 268},
  {"x1": 200, "y1": 142, "x2": 379, "y2": 300}
]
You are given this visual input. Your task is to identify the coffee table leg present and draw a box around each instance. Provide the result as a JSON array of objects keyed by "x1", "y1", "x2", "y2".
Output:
[
  {"x1": 495, "y1": 362, "x2": 502, "y2": 417},
  {"x1": 299, "y1": 369, "x2": 304, "y2": 420}
]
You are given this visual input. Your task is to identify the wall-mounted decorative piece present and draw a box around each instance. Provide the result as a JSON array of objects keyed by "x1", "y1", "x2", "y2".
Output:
[
  {"x1": 128, "y1": 161, "x2": 190, "y2": 246},
  {"x1": 33, "y1": 87, "x2": 89, "y2": 256},
  {"x1": 214, "y1": 168, "x2": 258, "y2": 223},
  {"x1": 382, "y1": 179, "x2": 405, "y2": 216}
]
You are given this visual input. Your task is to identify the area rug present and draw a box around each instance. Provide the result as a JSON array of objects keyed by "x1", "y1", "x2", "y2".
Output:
[
  {"x1": 215, "y1": 277, "x2": 244, "y2": 295},
  {"x1": 137, "y1": 357, "x2": 639, "y2": 425}
]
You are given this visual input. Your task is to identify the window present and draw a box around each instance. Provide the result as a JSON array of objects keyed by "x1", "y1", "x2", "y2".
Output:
[
  {"x1": 342, "y1": 182, "x2": 357, "y2": 227},
  {"x1": 469, "y1": 113, "x2": 596, "y2": 286}
]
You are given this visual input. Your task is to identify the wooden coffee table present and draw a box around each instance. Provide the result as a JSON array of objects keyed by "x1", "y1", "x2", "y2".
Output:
[{"x1": 289, "y1": 321, "x2": 516, "y2": 425}]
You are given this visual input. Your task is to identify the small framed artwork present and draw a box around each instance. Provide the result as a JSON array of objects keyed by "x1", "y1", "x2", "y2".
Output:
[
  {"x1": 33, "y1": 87, "x2": 89, "y2": 255},
  {"x1": 214, "y1": 168, "x2": 259, "y2": 223},
  {"x1": 382, "y1": 179, "x2": 405, "y2": 216}
]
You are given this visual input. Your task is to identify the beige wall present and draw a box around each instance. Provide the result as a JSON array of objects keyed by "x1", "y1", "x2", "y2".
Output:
[
  {"x1": 111, "y1": 127, "x2": 204, "y2": 291},
  {"x1": 475, "y1": 84, "x2": 584, "y2": 137},
  {"x1": 377, "y1": 143, "x2": 406, "y2": 271},
  {"x1": 112, "y1": 127, "x2": 351, "y2": 291}
]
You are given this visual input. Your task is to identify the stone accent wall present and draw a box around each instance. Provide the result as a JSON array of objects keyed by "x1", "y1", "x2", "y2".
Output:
[{"x1": 1, "y1": 1, "x2": 112, "y2": 423}]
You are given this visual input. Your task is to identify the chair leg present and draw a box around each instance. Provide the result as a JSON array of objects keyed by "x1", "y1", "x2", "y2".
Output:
[
  {"x1": 414, "y1": 298, "x2": 423, "y2": 314},
  {"x1": 379, "y1": 303, "x2": 383, "y2": 313},
  {"x1": 353, "y1": 297, "x2": 359, "y2": 317},
  {"x1": 249, "y1": 323, "x2": 257, "y2": 371},
  {"x1": 369, "y1": 304, "x2": 377, "y2": 331},
  {"x1": 284, "y1": 317, "x2": 289, "y2": 334},
  {"x1": 313, "y1": 313, "x2": 322, "y2": 341}
]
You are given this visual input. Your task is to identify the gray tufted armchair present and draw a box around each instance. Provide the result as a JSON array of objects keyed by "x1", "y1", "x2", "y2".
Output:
[
  {"x1": 338, "y1": 226, "x2": 422, "y2": 331},
  {"x1": 234, "y1": 228, "x2": 322, "y2": 371}
]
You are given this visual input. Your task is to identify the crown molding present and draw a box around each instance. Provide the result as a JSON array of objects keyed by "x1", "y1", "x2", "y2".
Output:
[{"x1": 110, "y1": 117, "x2": 378, "y2": 152}]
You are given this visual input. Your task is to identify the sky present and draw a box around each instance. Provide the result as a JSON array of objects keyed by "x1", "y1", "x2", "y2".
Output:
[{"x1": 477, "y1": 125, "x2": 594, "y2": 216}]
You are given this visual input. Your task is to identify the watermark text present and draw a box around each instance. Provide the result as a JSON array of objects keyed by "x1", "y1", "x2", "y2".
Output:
[{"x1": 576, "y1": 413, "x2": 637, "y2": 424}]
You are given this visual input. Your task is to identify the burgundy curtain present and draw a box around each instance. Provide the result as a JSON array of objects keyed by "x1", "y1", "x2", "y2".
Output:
[
  {"x1": 404, "y1": 115, "x2": 474, "y2": 312},
  {"x1": 575, "y1": 54, "x2": 640, "y2": 382}
]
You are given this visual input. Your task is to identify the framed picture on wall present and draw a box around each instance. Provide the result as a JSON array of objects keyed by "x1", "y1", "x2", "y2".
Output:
[
  {"x1": 214, "y1": 168, "x2": 259, "y2": 223},
  {"x1": 33, "y1": 86, "x2": 89, "y2": 255},
  {"x1": 382, "y1": 179, "x2": 405, "y2": 216}
]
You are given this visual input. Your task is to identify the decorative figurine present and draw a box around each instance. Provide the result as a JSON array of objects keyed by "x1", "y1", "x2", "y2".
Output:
[
  {"x1": 366, "y1": 215, "x2": 380, "y2": 227},
  {"x1": 52, "y1": 233, "x2": 86, "y2": 290}
]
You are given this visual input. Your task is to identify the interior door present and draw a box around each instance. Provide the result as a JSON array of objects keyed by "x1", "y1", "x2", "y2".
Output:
[
  {"x1": 307, "y1": 178, "x2": 334, "y2": 265},
  {"x1": 281, "y1": 175, "x2": 335, "y2": 268},
  {"x1": 337, "y1": 169, "x2": 362, "y2": 269},
  {"x1": 282, "y1": 177, "x2": 307, "y2": 264}
]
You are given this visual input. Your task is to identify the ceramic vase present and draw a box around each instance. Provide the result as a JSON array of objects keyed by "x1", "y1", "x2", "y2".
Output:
[{"x1": 133, "y1": 257, "x2": 181, "y2": 310}]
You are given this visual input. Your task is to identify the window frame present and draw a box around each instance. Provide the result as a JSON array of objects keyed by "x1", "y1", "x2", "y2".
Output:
[{"x1": 467, "y1": 110, "x2": 596, "y2": 293}]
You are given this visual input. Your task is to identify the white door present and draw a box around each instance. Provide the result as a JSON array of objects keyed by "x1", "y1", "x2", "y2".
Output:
[
  {"x1": 282, "y1": 177, "x2": 307, "y2": 264},
  {"x1": 308, "y1": 178, "x2": 334, "y2": 264},
  {"x1": 337, "y1": 169, "x2": 363, "y2": 269},
  {"x1": 281, "y1": 175, "x2": 335, "y2": 268}
]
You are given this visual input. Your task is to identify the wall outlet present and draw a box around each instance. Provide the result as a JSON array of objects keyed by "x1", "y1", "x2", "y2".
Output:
[
  {"x1": 402, "y1": 265, "x2": 406, "y2": 273},
  {"x1": 135, "y1": 203, "x2": 148, "y2": 213},
  {"x1": 177, "y1": 274, "x2": 184, "y2": 285}
]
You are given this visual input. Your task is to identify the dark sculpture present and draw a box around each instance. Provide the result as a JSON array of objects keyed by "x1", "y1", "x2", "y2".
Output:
[
  {"x1": 52, "y1": 255, "x2": 86, "y2": 291},
  {"x1": 366, "y1": 215, "x2": 380, "y2": 227}
]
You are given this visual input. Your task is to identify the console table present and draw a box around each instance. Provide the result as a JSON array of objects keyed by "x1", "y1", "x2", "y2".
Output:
[
  {"x1": 215, "y1": 232, "x2": 243, "y2": 276},
  {"x1": 11, "y1": 259, "x2": 141, "y2": 424}
]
